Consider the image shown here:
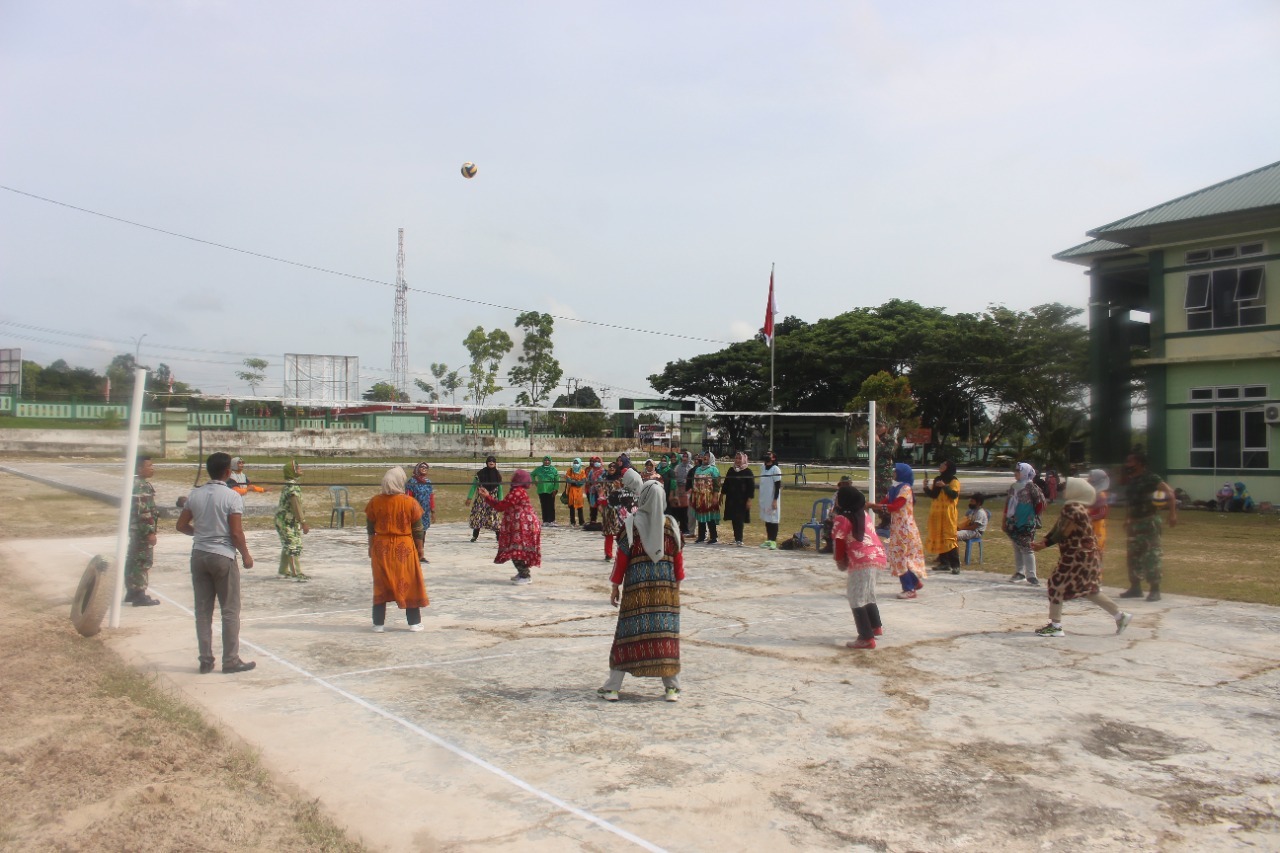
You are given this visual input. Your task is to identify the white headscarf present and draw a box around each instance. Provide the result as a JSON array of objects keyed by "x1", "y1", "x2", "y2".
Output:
[
  {"x1": 624, "y1": 479, "x2": 677, "y2": 564},
  {"x1": 621, "y1": 467, "x2": 644, "y2": 495},
  {"x1": 1062, "y1": 477, "x2": 1095, "y2": 506},
  {"x1": 381, "y1": 466, "x2": 408, "y2": 495},
  {"x1": 1006, "y1": 462, "x2": 1037, "y2": 518}
]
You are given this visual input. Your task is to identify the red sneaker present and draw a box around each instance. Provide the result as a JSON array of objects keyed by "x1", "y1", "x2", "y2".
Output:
[
  {"x1": 873, "y1": 626, "x2": 884, "y2": 636},
  {"x1": 896, "y1": 589, "x2": 918, "y2": 600},
  {"x1": 845, "y1": 638, "x2": 876, "y2": 650}
]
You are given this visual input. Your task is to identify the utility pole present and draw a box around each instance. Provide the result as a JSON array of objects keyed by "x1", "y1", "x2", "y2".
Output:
[{"x1": 391, "y1": 229, "x2": 408, "y2": 400}]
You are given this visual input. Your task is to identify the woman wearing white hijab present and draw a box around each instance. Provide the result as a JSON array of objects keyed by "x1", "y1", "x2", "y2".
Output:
[
  {"x1": 1003, "y1": 462, "x2": 1046, "y2": 585},
  {"x1": 598, "y1": 477, "x2": 685, "y2": 702},
  {"x1": 1029, "y1": 478, "x2": 1132, "y2": 637}
]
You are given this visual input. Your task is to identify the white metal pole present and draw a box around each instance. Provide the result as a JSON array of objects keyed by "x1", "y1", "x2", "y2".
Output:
[
  {"x1": 868, "y1": 400, "x2": 877, "y2": 501},
  {"x1": 108, "y1": 366, "x2": 148, "y2": 629}
]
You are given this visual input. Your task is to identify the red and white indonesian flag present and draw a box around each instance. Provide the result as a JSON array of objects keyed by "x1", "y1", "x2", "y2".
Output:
[{"x1": 762, "y1": 269, "x2": 777, "y2": 343}]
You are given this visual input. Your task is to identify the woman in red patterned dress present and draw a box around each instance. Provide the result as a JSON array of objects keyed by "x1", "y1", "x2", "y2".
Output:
[{"x1": 479, "y1": 468, "x2": 542, "y2": 585}]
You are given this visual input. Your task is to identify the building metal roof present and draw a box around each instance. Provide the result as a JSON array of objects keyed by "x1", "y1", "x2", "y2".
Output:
[
  {"x1": 1055, "y1": 160, "x2": 1280, "y2": 263},
  {"x1": 1053, "y1": 238, "x2": 1130, "y2": 261},
  {"x1": 1088, "y1": 160, "x2": 1280, "y2": 237}
]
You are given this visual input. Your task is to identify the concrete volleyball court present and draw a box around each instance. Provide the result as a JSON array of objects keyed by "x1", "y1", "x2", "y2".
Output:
[{"x1": 6, "y1": 519, "x2": 1278, "y2": 851}]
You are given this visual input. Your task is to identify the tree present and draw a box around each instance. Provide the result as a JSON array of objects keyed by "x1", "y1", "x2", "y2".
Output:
[
  {"x1": 508, "y1": 312, "x2": 563, "y2": 410},
  {"x1": 552, "y1": 385, "x2": 608, "y2": 438},
  {"x1": 970, "y1": 304, "x2": 1089, "y2": 470},
  {"x1": 363, "y1": 381, "x2": 409, "y2": 403},
  {"x1": 462, "y1": 327, "x2": 513, "y2": 410},
  {"x1": 237, "y1": 358, "x2": 269, "y2": 395},
  {"x1": 648, "y1": 339, "x2": 770, "y2": 449}
]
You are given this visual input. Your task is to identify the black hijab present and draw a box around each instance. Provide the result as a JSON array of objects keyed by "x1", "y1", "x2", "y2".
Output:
[
  {"x1": 477, "y1": 455, "x2": 502, "y2": 487},
  {"x1": 937, "y1": 460, "x2": 958, "y2": 484},
  {"x1": 835, "y1": 484, "x2": 867, "y2": 542}
]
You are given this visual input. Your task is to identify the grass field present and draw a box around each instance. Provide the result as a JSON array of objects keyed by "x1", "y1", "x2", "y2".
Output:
[{"x1": 144, "y1": 458, "x2": 1279, "y2": 608}]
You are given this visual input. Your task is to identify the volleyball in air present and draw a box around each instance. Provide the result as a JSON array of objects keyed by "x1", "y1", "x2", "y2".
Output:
[
  {"x1": 461, "y1": 162, "x2": 478, "y2": 179},
  {"x1": 1151, "y1": 489, "x2": 1171, "y2": 509}
]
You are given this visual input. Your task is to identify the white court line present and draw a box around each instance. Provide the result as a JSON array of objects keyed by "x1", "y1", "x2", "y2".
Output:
[
  {"x1": 130, "y1": 583, "x2": 669, "y2": 853},
  {"x1": 242, "y1": 607, "x2": 366, "y2": 623}
]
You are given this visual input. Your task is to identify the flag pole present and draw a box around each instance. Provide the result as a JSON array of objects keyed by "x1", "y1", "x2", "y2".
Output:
[{"x1": 769, "y1": 263, "x2": 776, "y2": 451}]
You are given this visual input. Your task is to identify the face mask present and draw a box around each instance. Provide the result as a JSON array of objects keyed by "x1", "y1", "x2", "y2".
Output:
[{"x1": 593, "y1": 462, "x2": 601, "y2": 468}]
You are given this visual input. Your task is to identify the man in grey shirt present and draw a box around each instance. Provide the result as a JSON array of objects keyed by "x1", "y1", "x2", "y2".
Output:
[{"x1": 177, "y1": 452, "x2": 256, "y2": 674}]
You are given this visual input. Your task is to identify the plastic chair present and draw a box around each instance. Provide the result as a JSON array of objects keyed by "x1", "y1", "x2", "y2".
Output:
[
  {"x1": 792, "y1": 463, "x2": 808, "y2": 485},
  {"x1": 329, "y1": 486, "x2": 355, "y2": 528},
  {"x1": 963, "y1": 535, "x2": 983, "y2": 564},
  {"x1": 798, "y1": 498, "x2": 833, "y2": 546}
]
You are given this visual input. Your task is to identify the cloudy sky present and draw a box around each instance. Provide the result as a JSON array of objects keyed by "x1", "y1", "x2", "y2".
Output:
[{"x1": 3, "y1": 1, "x2": 1279, "y2": 408}]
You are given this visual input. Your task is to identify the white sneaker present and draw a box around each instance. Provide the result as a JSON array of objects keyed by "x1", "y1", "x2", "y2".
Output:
[
  {"x1": 372, "y1": 625, "x2": 385, "y2": 633},
  {"x1": 511, "y1": 575, "x2": 532, "y2": 585},
  {"x1": 597, "y1": 689, "x2": 620, "y2": 702},
  {"x1": 408, "y1": 624, "x2": 425, "y2": 632},
  {"x1": 664, "y1": 688, "x2": 680, "y2": 702},
  {"x1": 1115, "y1": 612, "x2": 1133, "y2": 635}
]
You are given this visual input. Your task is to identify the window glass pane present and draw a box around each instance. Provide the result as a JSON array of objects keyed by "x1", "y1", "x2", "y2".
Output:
[
  {"x1": 1185, "y1": 249, "x2": 1211, "y2": 264},
  {"x1": 1211, "y1": 268, "x2": 1239, "y2": 327},
  {"x1": 1243, "y1": 451, "x2": 1269, "y2": 469},
  {"x1": 1189, "y1": 450, "x2": 1215, "y2": 468},
  {"x1": 1243, "y1": 410, "x2": 1266, "y2": 449},
  {"x1": 1243, "y1": 386, "x2": 1267, "y2": 398},
  {"x1": 1187, "y1": 311, "x2": 1212, "y2": 330},
  {"x1": 1235, "y1": 268, "x2": 1264, "y2": 302},
  {"x1": 1239, "y1": 242, "x2": 1263, "y2": 256},
  {"x1": 1190, "y1": 412, "x2": 1214, "y2": 447},
  {"x1": 1190, "y1": 388, "x2": 1214, "y2": 400},
  {"x1": 1216, "y1": 387, "x2": 1240, "y2": 399},
  {"x1": 1240, "y1": 306, "x2": 1266, "y2": 326},
  {"x1": 1184, "y1": 273, "x2": 1211, "y2": 309},
  {"x1": 1216, "y1": 410, "x2": 1242, "y2": 468},
  {"x1": 1212, "y1": 246, "x2": 1237, "y2": 259}
]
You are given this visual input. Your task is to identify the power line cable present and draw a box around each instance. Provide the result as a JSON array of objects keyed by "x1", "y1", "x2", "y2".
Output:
[{"x1": 0, "y1": 185, "x2": 734, "y2": 345}]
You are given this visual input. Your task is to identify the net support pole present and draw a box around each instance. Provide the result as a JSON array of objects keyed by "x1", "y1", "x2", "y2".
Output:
[
  {"x1": 867, "y1": 400, "x2": 877, "y2": 501},
  {"x1": 109, "y1": 366, "x2": 148, "y2": 629}
]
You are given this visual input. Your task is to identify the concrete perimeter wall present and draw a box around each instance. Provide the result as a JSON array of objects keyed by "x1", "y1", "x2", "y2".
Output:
[{"x1": 0, "y1": 428, "x2": 647, "y2": 459}]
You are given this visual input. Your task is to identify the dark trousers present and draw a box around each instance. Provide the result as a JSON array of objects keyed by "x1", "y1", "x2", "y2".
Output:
[
  {"x1": 191, "y1": 550, "x2": 242, "y2": 667},
  {"x1": 765, "y1": 522, "x2": 779, "y2": 542},
  {"x1": 538, "y1": 492, "x2": 556, "y2": 523},
  {"x1": 569, "y1": 505, "x2": 584, "y2": 525},
  {"x1": 373, "y1": 602, "x2": 421, "y2": 626},
  {"x1": 513, "y1": 559, "x2": 531, "y2": 578},
  {"x1": 731, "y1": 519, "x2": 745, "y2": 542},
  {"x1": 589, "y1": 505, "x2": 599, "y2": 523}
]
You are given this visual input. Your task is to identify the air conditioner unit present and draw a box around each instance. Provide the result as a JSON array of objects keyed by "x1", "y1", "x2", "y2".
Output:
[{"x1": 1265, "y1": 403, "x2": 1280, "y2": 425}]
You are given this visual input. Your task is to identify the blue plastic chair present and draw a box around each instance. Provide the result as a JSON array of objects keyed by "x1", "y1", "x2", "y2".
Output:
[
  {"x1": 329, "y1": 486, "x2": 355, "y2": 528},
  {"x1": 798, "y1": 498, "x2": 833, "y2": 547},
  {"x1": 963, "y1": 534, "x2": 983, "y2": 564}
]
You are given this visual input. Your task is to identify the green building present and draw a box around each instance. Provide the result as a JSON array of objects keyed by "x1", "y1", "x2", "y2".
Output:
[{"x1": 1056, "y1": 161, "x2": 1279, "y2": 505}]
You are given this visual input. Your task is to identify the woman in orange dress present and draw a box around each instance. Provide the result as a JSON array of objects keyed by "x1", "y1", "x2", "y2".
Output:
[{"x1": 364, "y1": 467, "x2": 427, "y2": 633}]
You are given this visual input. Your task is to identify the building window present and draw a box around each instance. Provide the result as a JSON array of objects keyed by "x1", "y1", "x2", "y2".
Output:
[
  {"x1": 1185, "y1": 241, "x2": 1265, "y2": 264},
  {"x1": 1189, "y1": 409, "x2": 1269, "y2": 469},
  {"x1": 1185, "y1": 266, "x2": 1266, "y2": 330}
]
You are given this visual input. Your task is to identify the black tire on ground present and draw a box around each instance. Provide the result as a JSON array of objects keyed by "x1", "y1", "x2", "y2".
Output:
[{"x1": 70, "y1": 555, "x2": 114, "y2": 637}]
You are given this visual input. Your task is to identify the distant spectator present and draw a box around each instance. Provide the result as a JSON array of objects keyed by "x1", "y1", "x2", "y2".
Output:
[
  {"x1": 956, "y1": 493, "x2": 988, "y2": 549},
  {"x1": 1229, "y1": 482, "x2": 1255, "y2": 513},
  {"x1": 227, "y1": 457, "x2": 267, "y2": 495},
  {"x1": 1215, "y1": 482, "x2": 1235, "y2": 512}
]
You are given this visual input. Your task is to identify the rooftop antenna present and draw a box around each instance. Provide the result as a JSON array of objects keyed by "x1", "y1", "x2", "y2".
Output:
[{"x1": 392, "y1": 229, "x2": 408, "y2": 398}]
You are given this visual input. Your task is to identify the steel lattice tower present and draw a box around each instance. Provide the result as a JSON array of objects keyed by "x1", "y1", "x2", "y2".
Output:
[{"x1": 391, "y1": 228, "x2": 408, "y2": 398}]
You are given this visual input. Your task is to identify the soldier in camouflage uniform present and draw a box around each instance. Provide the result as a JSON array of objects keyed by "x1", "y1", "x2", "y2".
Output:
[{"x1": 125, "y1": 455, "x2": 161, "y2": 606}]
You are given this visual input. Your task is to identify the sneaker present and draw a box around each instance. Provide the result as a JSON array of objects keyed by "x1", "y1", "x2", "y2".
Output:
[
  {"x1": 896, "y1": 590, "x2": 917, "y2": 600},
  {"x1": 664, "y1": 688, "x2": 680, "y2": 702},
  {"x1": 1035, "y1": 623, "x2": 1064, "y2": 637},
  {"x1": 512, "y1": 576, "x2": 532, "y2": 585},
  {"x1": 735, "y1": 540, "x2": 744, "y2": 547},
  {"x1": 198, "y1": 661, "x2": 215, "y2": 675},
  {"x1": 372, "y1": 624, "x2": 385, "y2": 633},
  {"x1": 846, "y1": 637, "x2": 876, "y2": 649},
  {"x1": 768, "y1": 541, "x2": 778, "y2": 550},
  {"x1": 1115, "y1": 612, "x2": 1133, "y2": 635},
  {"x1": 597, "y1": 689, "x2": 620, "y2": 702},
  {"x1": 1026, "y1": 577, "x2": 1040, "y2": 586},
  {"x1": 1118, "y1": 586, "x2": 1143, "y2": 599},
  {"x1": 132, "y1": 595, "x2": 161, "y2": 606},
  {"x1": 408, "y1": 623, "x2": 425, "y2": 632},
  {"x1": 708, "y1": 539, "x2": 719, "y2": 545},
  {"x1": 603, "y1": 555, "x2": 613, "y2": 562},
  {"x1": 1009, "y1": 573, "x2": 1026, "y2": 583},
  {"x1": 873, "y1": 626, "x2": 885, "y2": 637},
  {"x1": 950, "y1": 567, "x2": 961, "y2": 575},
  {"x1": 1146, "y1": 590, "x2": 1162, "y2": 602},
  {"x1": 759, "y1": 541, "x2": 772, "y2": 549},
  {"x1": 222, "y1": 660, "x2": 257, "y2": 673}
]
